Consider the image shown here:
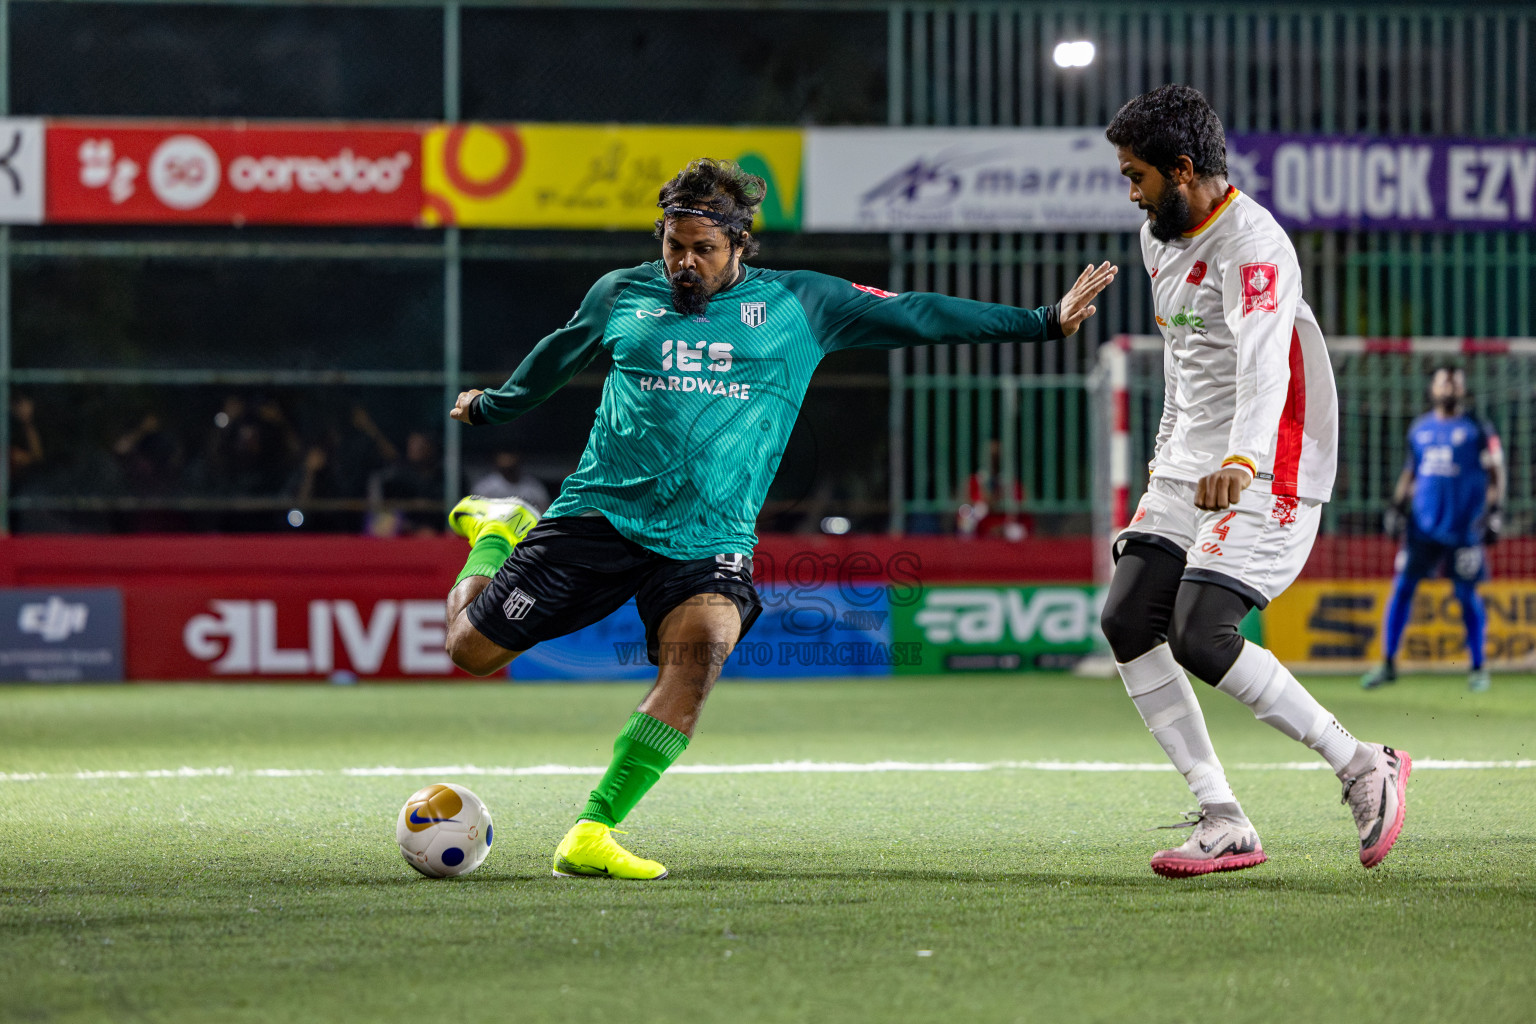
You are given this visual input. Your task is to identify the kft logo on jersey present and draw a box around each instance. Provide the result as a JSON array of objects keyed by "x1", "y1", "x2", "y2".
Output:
[
  {"x1": 502, "y1": 588, "x2": 536, "y2": 621},
  {"x1": 739, "y1": 301, "x2": 766, "y2": 328},
  {"x1": 1240, "y1": 262, "x2": 1278, "y2": 315}
]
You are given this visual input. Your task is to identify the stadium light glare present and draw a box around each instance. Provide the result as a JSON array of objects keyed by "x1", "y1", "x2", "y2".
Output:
[
  {"x1": 1053, "y1": 40, "x2": 1095, "y2": 68},
  {"x1": 820, "y1": 516, "x2": 851, "y2": 535},
  {"x1": 287, "y1": 509, "x2": 305, "y2": 528}
]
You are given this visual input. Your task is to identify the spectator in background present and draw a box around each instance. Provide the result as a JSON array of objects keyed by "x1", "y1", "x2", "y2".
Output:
[
  {"x1": 200, "y1": 394, "x2": 303, "y2": 530},
  {"x1": 286, "y1": 405, "x2": 400, "y2": 532},
  {"x1": 204, "y1": 394, "x2": 300, "y2": 496},
  {"x1": 332, "y1": 404, "x2": 399, "y2": 499},
  {"x1": 367, "y1": 430, "x2": 443, "y2": 536},
  {"x1": 469, "y1": 449, "x2": 549, "y2": 513},
  {"x1": 111, "y1": 412, "x2": 189, "y2": 531},
  {"x1": 9, "y1": 394, "x2": 44, "y2": 491},
  {"x1": 958, "y1": 438, "x2": 1031, "y2": 540}
]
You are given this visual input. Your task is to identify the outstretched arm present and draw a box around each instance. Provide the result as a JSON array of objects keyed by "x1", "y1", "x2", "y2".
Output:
[
  {"x1": 1056, "y1": 261, "x2": 1119, "y2": 336},
  {"x1": 796, "y1": 262, "x2": 1119, "y2": 354}
]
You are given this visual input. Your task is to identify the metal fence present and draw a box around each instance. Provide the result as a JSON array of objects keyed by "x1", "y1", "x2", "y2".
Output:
[
  {"x1": 2, "y1": 1, "x2": 1534, "y2": 536},
  {"x1": 887, "y1": 3, "x2": 1536, "y2": 533}
]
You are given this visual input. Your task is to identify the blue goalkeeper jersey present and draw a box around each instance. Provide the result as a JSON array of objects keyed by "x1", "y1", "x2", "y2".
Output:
[
  {"x1": 471, "y1": 261, "x2": 1059, "y2": 559},
  {"x1": 1406, "y1": 411, "x2": 1498, "y2": 547}
]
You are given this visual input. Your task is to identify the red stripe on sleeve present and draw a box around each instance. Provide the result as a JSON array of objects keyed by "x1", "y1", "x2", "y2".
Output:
[{"x1": 1272, "y1": 327, "x2": 1306, "y2": 495}]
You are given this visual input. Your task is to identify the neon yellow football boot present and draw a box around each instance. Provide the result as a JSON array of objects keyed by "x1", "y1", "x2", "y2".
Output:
[
  {"x1": 552, "y1": 821, "x2": 669, "y2": 880},
  {"x1": 447, "y1": 495, "x2": 539, "y2": 548}
]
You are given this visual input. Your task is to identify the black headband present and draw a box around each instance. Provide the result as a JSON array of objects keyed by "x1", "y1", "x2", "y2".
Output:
[{"x1": 663, "y1": 205, "x2": 729, "y2": 223}]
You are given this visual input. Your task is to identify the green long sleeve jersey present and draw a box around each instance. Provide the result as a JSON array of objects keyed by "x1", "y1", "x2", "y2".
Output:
[{"x1": 472, "y1": 260, "x2": 1060, "y2": 560}]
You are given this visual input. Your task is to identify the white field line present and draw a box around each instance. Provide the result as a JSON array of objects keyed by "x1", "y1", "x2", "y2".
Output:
[{"x1": 0, "y1": 758, "x2": 1532, "y2": 784}]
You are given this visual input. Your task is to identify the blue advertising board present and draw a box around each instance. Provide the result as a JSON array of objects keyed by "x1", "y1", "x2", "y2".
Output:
[
  {"x1": 509, "y1": 585, "x2": 904, "y2": 681},
  {"x1": 0, "y1": 588, "x2": 124, "y2": 682}
]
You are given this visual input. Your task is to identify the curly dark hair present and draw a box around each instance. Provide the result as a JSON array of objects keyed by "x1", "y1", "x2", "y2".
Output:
[
  {"x1": 654, "y1": 158, "x2": 766, "y2": 260},
  {"x1": 1105, "y1": 84, "x2": 1227, "y2": 180}
]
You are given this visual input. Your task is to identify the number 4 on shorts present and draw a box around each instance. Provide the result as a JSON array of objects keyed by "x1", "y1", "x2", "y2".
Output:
[{"x1": 1211, "y1": 511, "x2": 1237, "y2": 541}]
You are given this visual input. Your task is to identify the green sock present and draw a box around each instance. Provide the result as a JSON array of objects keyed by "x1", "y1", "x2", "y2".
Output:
[
  {"x1": 579, "y1": 712, "x2": 690, "y2": 827},
  {"x1": 454, "y1": 532, "x2": 511, "y2": 587}
]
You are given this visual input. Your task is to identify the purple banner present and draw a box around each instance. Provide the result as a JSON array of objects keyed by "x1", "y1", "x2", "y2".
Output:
[{"x1": 1226, "y1": 133, "x2": 1536, "y2": 232}]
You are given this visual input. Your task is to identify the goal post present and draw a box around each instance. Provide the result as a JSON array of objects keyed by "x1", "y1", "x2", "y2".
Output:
[{"x1": 1090, "y1": 335, "x2": 1536, "y2": 673}]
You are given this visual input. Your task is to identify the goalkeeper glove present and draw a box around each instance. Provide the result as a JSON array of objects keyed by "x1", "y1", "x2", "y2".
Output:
[
  {"x1": 1480, "y1": 504, "x2": 1503, "y2": 547},
  {"x1": 1383, "y1": 498, "x2": 1408, "y2": 540}
]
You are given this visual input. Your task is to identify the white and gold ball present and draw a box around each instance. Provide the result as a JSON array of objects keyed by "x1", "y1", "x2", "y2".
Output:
[{"x1": 396, "y1": 783, "x2": 493, "y2": 877}]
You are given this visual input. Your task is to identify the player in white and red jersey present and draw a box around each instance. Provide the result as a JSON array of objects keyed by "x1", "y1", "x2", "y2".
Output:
[{"x1": 1099, "y1": 85, "x2": 1411, "y2": 878}]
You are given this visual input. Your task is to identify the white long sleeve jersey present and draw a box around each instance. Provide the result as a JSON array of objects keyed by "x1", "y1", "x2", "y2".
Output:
[{"x1": 1142, "y1": 187, "x2": 1337, "y2": 502}]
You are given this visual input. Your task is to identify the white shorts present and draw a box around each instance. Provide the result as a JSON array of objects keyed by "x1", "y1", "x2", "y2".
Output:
[{"x1": 1116, "y1": 477, "x2": 1322, "y2": 608}]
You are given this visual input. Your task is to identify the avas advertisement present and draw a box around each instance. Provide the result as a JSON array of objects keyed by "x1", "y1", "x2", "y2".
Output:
[
  {"x1": 1264, "y1": 579, "x2": 1536, "y2": 668},
  {"x1": 420, "y1": 123, "x2": 801, "y2": 230},
  {"x1": 45, "y1": 122, "x2": 423, "y2": 225},
  {"x1": 890, "y1": 584, "x2": 1107, "y2": 674}
]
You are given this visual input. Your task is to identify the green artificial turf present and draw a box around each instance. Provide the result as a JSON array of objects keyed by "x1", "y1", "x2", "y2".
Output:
[{"x1": 2, "y1": 676, "x2": 1533, "y2": 1024}]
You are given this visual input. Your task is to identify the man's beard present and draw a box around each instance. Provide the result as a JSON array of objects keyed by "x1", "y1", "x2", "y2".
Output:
[
  {"x1": 669, "y1": 268, "x2": 712, "y2": 316},
  {"x1": 1434, "y1": 396, "x2": 1462, "y2": 414},
  {"x1": 1147, "y1": 185, "x2": 1192, "y2": 242}
]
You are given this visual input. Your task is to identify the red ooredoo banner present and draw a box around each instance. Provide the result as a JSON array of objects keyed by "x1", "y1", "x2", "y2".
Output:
[{"x1": 45, "y1": 122, "x2": 423, "y2": 225}]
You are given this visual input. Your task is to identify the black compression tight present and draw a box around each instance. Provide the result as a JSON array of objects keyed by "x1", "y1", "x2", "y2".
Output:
[{"x1": 1100, "y1": 540, "x2": 1258, "y2": 685}]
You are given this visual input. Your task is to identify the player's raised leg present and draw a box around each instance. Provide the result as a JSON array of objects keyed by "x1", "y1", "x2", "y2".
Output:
[
  {"x1": 1101, "y1": 532, "x2": 1263, "y2": 878},
  {"x1": 442, "y1": 495, "x2": 539, "y2": 675},
  {"x1": 553, "y1": 592, "x2": 745, "y2": 881}
]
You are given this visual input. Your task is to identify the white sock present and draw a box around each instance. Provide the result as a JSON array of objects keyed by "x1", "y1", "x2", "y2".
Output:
[
  {"x1": 1117, "y1": 644, "x2": 1238, "y2": 810},
  {"x1": 1215, "y1": 641, "x2": 1366, "y2": 775}
]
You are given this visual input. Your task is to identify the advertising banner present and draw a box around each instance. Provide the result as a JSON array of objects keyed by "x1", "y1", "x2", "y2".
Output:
[
  {"x1": 805, "y1": 128, "x2": 1536, "y2": 233},
  {"x1": 0, "y1": 588, "x2": 123, "y2": 682},
  {"x1": 1264, "y1": 579, "x2": 1536, "y2": 668},
  {"x1": 1, "y1": 536, "x2": 1101, "y2": 680},
  {"x1": 421, "y1": 123, "x2": 802, "y2": 230},
  {"x1": 45, "y1": 122, "x2": 423, "y2": 225},
  {"x1": 803, "y1": 127, "x2": 1140, "y2": 232},
  {"x1": 127, "y1": 583, "x2": 457, "y2": 680},
  {"x1": 0, "y1": 119, "x2": 46, "y2": 224},
  {"x1": 1226, "y1": 134, "x2": 1536, "y2": 232},
  {"x1": 889, "y1": 584, "x2": 1107, "y2": 674},
  {"x1": 512, "y1": 587, "x2": 902, "y2": 681}
]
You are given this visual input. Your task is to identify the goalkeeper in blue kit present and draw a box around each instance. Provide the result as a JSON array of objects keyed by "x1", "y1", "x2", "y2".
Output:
[
  {"x1": 1362, "y1": 365, "x2": 1505, "y2": 692},
  {"x1": 441, "y1": 157, "x2": 1119, "y2": 879}
]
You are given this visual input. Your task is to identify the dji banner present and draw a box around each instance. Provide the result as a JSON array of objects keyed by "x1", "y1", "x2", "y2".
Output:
[{"x1": 0, "y1": 588, "x2": 124, "y2": 682}]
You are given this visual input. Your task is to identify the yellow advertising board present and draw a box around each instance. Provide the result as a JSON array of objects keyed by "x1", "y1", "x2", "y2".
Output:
[
  {"x1": 420, "y1": 124, "x2": 801, "y2": 230},
  {"x1": 1264, "y1": 579, "x2": 1536, "y2": 669}
]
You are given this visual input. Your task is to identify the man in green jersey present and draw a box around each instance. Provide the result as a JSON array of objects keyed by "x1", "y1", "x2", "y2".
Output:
[{"x1": 444, "y1": 158, "x2": 1118, "y2": 880}]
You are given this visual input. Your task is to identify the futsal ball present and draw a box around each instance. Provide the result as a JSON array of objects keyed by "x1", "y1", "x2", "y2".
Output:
[{"x1": 396, "y1": 782, "x2": 493, "y2": 877}]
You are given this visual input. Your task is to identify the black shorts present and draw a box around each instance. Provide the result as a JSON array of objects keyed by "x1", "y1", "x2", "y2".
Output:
[
  {"x1": 1401, "y1": 533, "x2": 1488, "y2": 584},
  {"x1": 465, "y1": 516, "x2": 762, "y2": 665}
]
